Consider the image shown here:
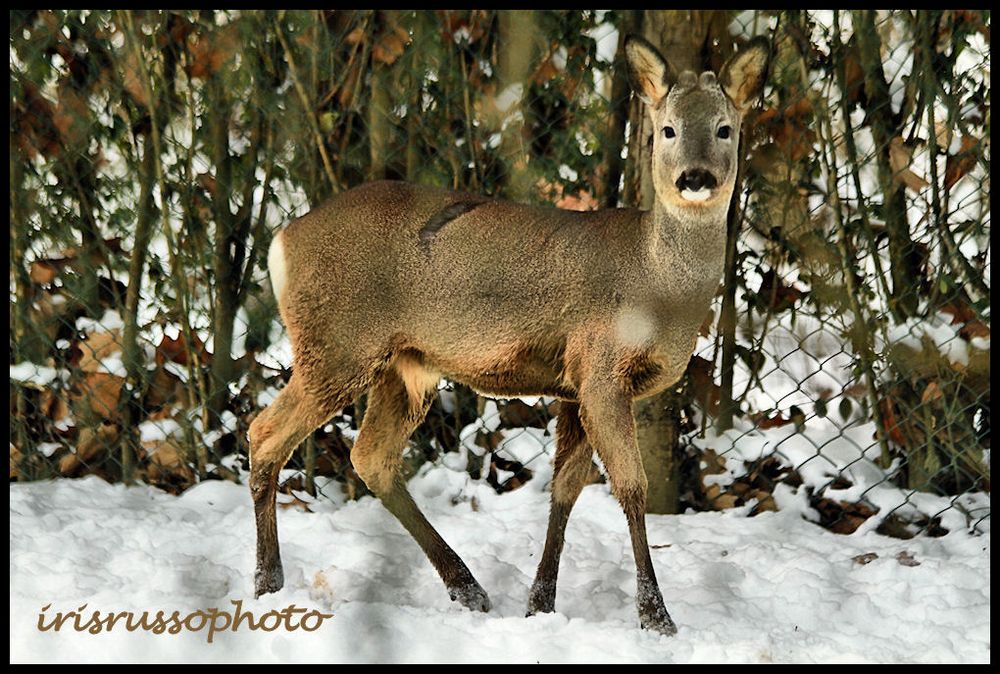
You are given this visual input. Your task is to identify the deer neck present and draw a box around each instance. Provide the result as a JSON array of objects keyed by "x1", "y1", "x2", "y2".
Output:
[{"x1": 645, "y1": 198, "x2": 729, "y2": 278}]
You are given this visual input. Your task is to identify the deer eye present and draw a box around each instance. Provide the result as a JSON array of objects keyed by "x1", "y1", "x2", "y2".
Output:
[
  {"x1": 717, "y1": 125, "x2": 732, "y2": 139},
  {"x1": 662, "y1": 126, "x2": 676, "y2": 139}
]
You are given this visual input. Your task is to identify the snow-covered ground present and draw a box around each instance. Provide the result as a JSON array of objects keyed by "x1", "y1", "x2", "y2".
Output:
[{"x1": 9, "y1": 460, "x2": 990, "y2": 663}]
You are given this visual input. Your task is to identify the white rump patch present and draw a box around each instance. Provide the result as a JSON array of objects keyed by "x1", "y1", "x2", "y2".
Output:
[
  {"x1": 681, "y1": 188, "x2": 712, "y2": 202},
  {"x1": 268, "y1": 232, "x2": 288, "y2": 304},
  {"x1": 615, "y1": 307, "x2": 656, "y2": 347}
]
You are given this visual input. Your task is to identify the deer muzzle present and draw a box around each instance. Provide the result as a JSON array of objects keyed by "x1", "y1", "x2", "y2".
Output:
[{"x1": 676, "y1": 169, "x2": 719, "y2": 202}]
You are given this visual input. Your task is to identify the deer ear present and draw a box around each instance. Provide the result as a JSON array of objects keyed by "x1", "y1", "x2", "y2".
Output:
[
  {"x1": 625, "y1": 35, "x2": 674, "y2": 107},
  {"x1": 719, "y1": 36, "x2": 770, "y2": 112}
]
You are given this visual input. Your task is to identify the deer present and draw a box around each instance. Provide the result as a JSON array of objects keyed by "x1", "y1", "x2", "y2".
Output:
[{"x1": 249, "y1": 34, "x2": 770, "y2": 636}]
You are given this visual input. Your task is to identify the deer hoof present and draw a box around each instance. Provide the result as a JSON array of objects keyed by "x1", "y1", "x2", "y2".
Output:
[
  {"x1": 254, "y1": 563, "x2": 284, "y2": 598},
  {"x1": 639, "y1": 607, "x2": 678, "y2": 636},
  {"x1": 449, "y1": 582, "x2": 491, "y2": 613},
  {"x1": 525, "y1": 579, "x2": 556, "y2": 616}
]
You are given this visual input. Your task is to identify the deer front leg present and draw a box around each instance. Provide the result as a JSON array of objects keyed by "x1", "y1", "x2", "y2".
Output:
[
  {"x1": 577, "y1": 376, "x2": 677, "y2": 636},
  {"x1": 527, "y1": 402, "x2": 596, "y2": 616}
]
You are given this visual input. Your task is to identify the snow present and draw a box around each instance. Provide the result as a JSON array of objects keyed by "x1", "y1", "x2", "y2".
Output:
[
  {"x1": 9, "y1": 467, "x2": 989, "y2": 663},
  {"x1": 9, "y1": 361, "x2": 64, "y2": 387}
]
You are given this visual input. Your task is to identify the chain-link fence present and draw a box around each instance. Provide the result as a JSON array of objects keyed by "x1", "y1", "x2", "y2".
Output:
[{"x1": 9, "y1": 10, "x2": 990, "y2": 537}]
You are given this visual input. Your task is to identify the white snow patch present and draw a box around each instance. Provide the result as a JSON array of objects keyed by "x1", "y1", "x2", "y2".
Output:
[
  {"x1": 8, "y1": 473, "x2": 990, "y2": 663},
  {"x1": 10, "y1": 362, "x2": 63, "y2": 387}
]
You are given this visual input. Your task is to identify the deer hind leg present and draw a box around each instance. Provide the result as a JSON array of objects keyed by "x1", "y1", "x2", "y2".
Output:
[
  {"x1": 577, "y1": 375, "x2": 677, "y2": 636},
  {"x1": 527, "y1": 401, "x2": 596, "y2": 616},
  {"x1": 249, "y1": 375, "x2": 345, "y2": 598},
  {"x1": 351, "y1": 356, "x2": 491, "y2": 612}
]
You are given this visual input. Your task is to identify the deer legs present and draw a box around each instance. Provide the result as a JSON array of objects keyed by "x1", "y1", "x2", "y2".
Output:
[
  {"x1": 351, "y1": 366, "x2": 491, "y2": 612},
  {"x1": 527, "y1": 370, "x2": 677, "y2": 635},
  {"x1": 527, "y1": 402, "x2": 596, "y2": 615},
  {"x1": 249, "y1": 376, "x2": 342, "y2": 598},
  {"x1": 249, "y1": 363, "x2": 489, "y2": 612},
  {"x1": 577, "y1": 380, "x2": 677, "y2": 635},
  {"x1": 251, "y1": 364, "x2": 668, "y2": 630}
]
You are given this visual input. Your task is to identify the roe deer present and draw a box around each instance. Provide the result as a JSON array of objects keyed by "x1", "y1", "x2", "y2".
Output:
[{"x1": 249, "y1": 34, "x2": 769, "y2": 635}]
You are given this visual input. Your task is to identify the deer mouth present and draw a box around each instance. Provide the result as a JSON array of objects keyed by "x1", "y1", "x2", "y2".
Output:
[
  {"x1": 680, "y1": 188, "x2": 712, "y2": 202},
  {"x1": 676, "y1": 169, "x2": 718, "y2": 202}
]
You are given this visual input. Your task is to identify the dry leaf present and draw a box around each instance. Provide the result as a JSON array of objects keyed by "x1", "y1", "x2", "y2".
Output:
[
  {"x1": 532, "y1": 57, "x2": 559, "y2": 84},
  {"x1": 145, "y1": 439, "x2": 195, "y2": 485},
  {"x1": 77, "y1": 330, "x2": 122, "y2": 374},
  {"x1": 344, "y1": 27, "x2": 364, "y2": 45},
  {"x1": 277, "y1": 493, "x2": 315, "y2": 512},
  {"x1": 879, "y1": 397, "x2": 908, "y2": 446},
  {"x1": 75, "y1": 372, "x2": 125, "y2": 421},
  {"x1": 960, "y1": 320, "x2": 990, "y2": 340},
  {"x1": 889, "y1": 136, "x2": 929, "y2": 192},
  {"x1": 29, "y1": 260, "x2": 61, "y2": 285},
  {"x1": 187, "y1": 25, "x2": 240, "y2": 80},
  {"x1": 53, "y1": 87, "x2": 91, "y2": 151},
  {"x1": 852, "y1": 552, "x2": 879, "y2": 565},
  {"x1": 120, "y1": 48, "x2": 148, "y2": 107},
  {"x1": 10, "y1": 444, "x2": 23, "y2": 480},
  {"x1": 921, "y1": 381, "x2": 943, "y2": 404},
  {"x1": 372, "y1": 26, "x2": 410, "y2": 66},
  {"x1": 688, "y1": 355, "x2": 721, "y2": 416},
  {"x1": 944, "y1": 135, "x2": 979, "y2": 191},
  {"x1": 895, "y1": 550, "x2": 921, "y2": 567},
  {"x1": 77, "y1": 423, "x2": 119, "y2": 463}
]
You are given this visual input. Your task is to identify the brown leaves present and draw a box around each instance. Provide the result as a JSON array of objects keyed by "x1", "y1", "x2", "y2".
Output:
[
  {"x1": 58, "y1": 423, "x2": 119, "y2": 476},
  {"x1": 487, "y1": 454, "x2": 535, "y2": 494},
  {"x1": 939, "y1": 299, "x2": 990, "y2": 341},
  {"x1": 186, "y1": 24, "x2": 240, "y2": 80},
  {"x1": 700, "y1": 453, "x2": 785, "y2": 515},
  {"x1": 944, "y1": 135, "x2": 979, "y2": 191},
  {"x1": 437, "y1": 10, "x2": 489, "y2": 46},
  {"x1": 155, "y1": 332, "x2": 210, "y2": 368},
  {"x1": 920, "y1": 381, "x2": 943, "y2": 404},
  {"x1": 69, "y1": 328, "x2": 126, "y2": 424},
  {"x1": 878, "y1": 396, "x2": 908, "y2": 447},
  {"x1": 157, "y1": 13, "x2": 195, "y2": 50},
  {"x1": 888, "y1": 136, "x2": 929, "y2": 193},
  {"x1": 537, "y1": 178, "x2": 599, "y2": 211},
  {"x1": 756, "y1": 268, "x2": 804, "y2": 312},
  {"x1": 497, "y1": 399, "x2": 554, "y2": 429},
  {"x1": 372, "y1": 25, "x2": 410, "y2": 66},
  {"x1": 841, "y1": 40, "x2": 865, "y2": 106},
  {"x1": 755, "y1": 95, "x2": 816, "y2": 162},
  {"x1": 751, "y1": 410, "x2": 794, "y2": 430},
  {"x1": 532, "y1": 57, "x2": 559, "y2": 85},
  {"x1": 144, "y1": 439, "x2": 196, "y2": 487},
  {"x1": 13, "y1": 81, "x2": 61, "y2": 160},
  {"x1": 120, "y1": 46, "x2": 149, "y2": 107},
  {"x1": 52, "y1": 87, "x2": 92, "y2": 152},
  {"x1": 688, "y1": 355, "x2": 721, "y2": 416},
  {"x1": 813, "y1": 497, "x2": 878, "y2": 534},
  {"x1": 30, "y1": 260, "x2": 62, "y2": 285}
]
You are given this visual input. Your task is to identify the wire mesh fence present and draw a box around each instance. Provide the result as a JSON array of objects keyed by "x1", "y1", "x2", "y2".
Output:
[{"x1": 9, "y1": 10, "x2": 990, "y2": 537}]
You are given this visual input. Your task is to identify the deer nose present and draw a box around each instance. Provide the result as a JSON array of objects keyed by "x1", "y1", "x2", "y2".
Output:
[{"x1": 676, "y1": 169, "x2": 718, "y2": 192}]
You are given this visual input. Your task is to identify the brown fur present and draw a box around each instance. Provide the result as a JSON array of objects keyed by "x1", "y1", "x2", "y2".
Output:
[{"x1": 248, "y1": 35, "x2": 770, "y2": 634}]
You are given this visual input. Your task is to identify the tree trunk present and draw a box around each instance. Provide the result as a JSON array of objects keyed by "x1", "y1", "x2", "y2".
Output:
[
  {"x1": 853, "y1": 10, "x2": 922, "y2": 320},
  {"x1": 497, "y1": 10, "x2": 538, "y2": 200},
  {"x1": 625, "y1": 10, "x2": 732, "y2": 514},
  {"x1": 118, "y1": 134, "x2": 157, "y2": 483},
  {"x1": 601, "y1": 10, "x2": 641, "y2": 208},
  {"x1": 206, "y1": 73, "x2": 240, "y2": 436}
]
